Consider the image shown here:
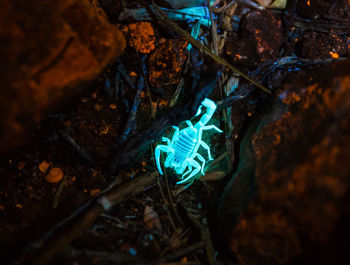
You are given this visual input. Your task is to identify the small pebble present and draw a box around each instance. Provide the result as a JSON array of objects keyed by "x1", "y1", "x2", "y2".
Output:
[
  {"x1": 17, "y1": 161, "x2": 26, "y2": 170},
  {"x1": 109, "y1": 104, "x2": 117, "y2": 109},
  {"x1": 45, "y1": 167, "x2": 63, "y2": 183},
  {"x1": 94, "y1": 104, "x2": 103, "y2": 111},
  {"x1": 63, "y1": 120, "x2": 72, "y2": 127},
  {"x1": 181, "y1": 257, "x2": 188, "y2": 263},
  {"x1": 39, "y1": 161, "x2": 50, "y2": 174}
]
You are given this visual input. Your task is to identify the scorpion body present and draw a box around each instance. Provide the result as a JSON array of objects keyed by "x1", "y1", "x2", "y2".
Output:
[{"x1": 155, "y1": 98, "x2": 222, "y2": 184}]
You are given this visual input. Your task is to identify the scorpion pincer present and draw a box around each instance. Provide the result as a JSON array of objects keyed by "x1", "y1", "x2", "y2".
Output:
[{"x1": 154, "y1": 98, "x2": 222, "y2": 184}]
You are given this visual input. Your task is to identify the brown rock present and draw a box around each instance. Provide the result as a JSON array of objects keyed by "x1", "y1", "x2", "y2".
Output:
[
  {"x1": 17, "y1": 161, "x2": 26, "y2": 171},
  {"x1": 297, "y1": 0, "x2": 332, "y2": 19},
  {"x1": 122, "y1": 22, "x2": 156, "y2": 54},
  {"x1": 328, "y1": 0, "x2": 350, "y2": 20},
  {"x1": 300, "y1": 32, "x2": 347, "y2": 59},
  {"x1": 0, "y1": 0, "x2": 125, "y2": 155},
  {"x1": 148, "y1": 39, "x2": 188, "y2": 88},
  {"x1": 38, "y1": 161, "x2": 50, "y2": 174},
  {"x1": 219, "y1": 60, "x2": 350, "y2": 264},
  {"x1": 225, "y1": 10, "x2": 284, "y2": 66}
]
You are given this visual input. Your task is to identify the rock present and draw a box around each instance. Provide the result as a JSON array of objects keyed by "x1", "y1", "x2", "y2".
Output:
[
  {"x1": 17, "y1": 161, "x2": 26, "y2": 171},
  {"x1": 225, "y1": 10, "x2": 284, "y2": 66},
  {"x1": 296, "y1": 0, "x2": 349, "y2": 20},
  {"x1": 122, "y1": 22, "x2": 156, "y2": 54},
  {"x1": 219, "y1": 60, "x2": 350, "y2": 265},
  {"x1": 0, "y1": 0, "x2": 126, "y2": 155},
  {"x1": 38, "y1": 161, "x2": 50, "y2": 174},
  {"x1": 45, "y1": 167, "x2": 64, "y2": 183},
  {"x1": 148, "y1": 39, "x2": 188, "y2": 88},
  {"x1": 328, "y1": 0, "x2": 350, "y2": 20},
  {"x1": 300, "y1": 32, "x2": 347, "y2": 59},
  {"x1": 297, "y1": 0, "x2": 332, "y2": 19}
]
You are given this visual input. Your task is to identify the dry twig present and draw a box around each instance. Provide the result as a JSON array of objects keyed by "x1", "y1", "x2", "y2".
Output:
[
  {"x1": 26, "y1": 172, "x2": 158, "y2": 265},
  {"x1": 159, "y1": 241, "x2": 206, "y2": 262},
  {"x1": 151, "y1": 1, "x2": 270, "y2": 94}
]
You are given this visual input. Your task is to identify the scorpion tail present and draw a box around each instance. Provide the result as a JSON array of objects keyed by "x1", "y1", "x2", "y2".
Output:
[{"x1": 198, "y1": 98, "x2": 217, "y2": 126}]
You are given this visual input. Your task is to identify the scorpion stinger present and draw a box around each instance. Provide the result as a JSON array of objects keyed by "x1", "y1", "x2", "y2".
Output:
[{"x1": 154, "y1": 98, "x2": 222, "y2": 184}]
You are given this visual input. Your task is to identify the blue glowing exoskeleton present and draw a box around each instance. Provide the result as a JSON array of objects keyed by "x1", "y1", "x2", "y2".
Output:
[{"x1": 155, "y1": 98, "x2": 222, "y2": 184}]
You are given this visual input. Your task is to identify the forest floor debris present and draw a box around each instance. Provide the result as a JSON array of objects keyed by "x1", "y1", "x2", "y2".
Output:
[{"x1": 0, "y1": 0, "x2": 349, "y2": 265}]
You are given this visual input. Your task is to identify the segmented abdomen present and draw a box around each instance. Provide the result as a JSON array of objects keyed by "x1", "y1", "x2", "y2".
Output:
[{"x1": 173, "y1": 130, "x2": 197, "y2": 163}]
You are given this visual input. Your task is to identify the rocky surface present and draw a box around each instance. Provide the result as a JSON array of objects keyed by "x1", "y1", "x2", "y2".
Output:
[
  {"x1": 148, "y1": 38, "x2": 188, "y2": 88},
  {"x1": 300, "y1": 32, "x2": 347, "y2": 59},
  {"x1": 225, "y1": 10, "x2": 284, "y2": 67},
  {"x1": 296, "y1": 0, "x2": 350, "y2": 20},
  {"x1": 219, "y1": 59, "x2": 350, "y2": 265},
  {"x1": 0, "y1": 0, "x2": 125, "y2": 155}
]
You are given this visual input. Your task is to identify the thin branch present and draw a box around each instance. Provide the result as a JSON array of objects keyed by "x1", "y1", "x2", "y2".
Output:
[
  {"x1": 151, "y1": 1, "x2": 270, "y2": 94},
  {"x1": 118, "y1": 74, "x2": 144, "y2": 144},
  {"x1": 159, "y1": 241, "x2": 206, "y2": 262},
  {"x1": 133, "y1": 43, "x2": 154, "y2": 118},
  {"x1": 26, "y1": 172, "x2": 158, "y2": 265},
  {"x1": 58, "y1": 129, "x2": 93, "y2": 166}
]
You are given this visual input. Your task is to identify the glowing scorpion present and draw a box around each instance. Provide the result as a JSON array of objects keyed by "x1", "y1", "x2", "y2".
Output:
[{"x1": 155, "y1": 98, "x2": 222, "y2": 184}]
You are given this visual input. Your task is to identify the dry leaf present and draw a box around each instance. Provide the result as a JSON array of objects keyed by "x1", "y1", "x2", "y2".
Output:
[
  {"x1": 221, "y1": 2, "x2": 237, "y2": 31},
  {"x1": 255, "y1": 0, "x2": 272, "y2": 7},
  {"x1": 269, "y1": 0, "x2": 287, "y2": 9},
  {"x1": 256, "y1": 0, "x2": 287, "y2": 9},
  {"x1": 168, "y1": 227, "x2": 188, "y2": 249},
  {"x1": 143, "y1": 205, "x2": 162, "y2": 232}
]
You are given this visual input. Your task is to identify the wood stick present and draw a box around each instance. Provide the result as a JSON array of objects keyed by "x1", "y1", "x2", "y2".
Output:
[
  {"x1": 27, "y1": 172, "x2": 158, "y2": 265},
  {"x1": 151, "y1": 2, "x2": 271, "y2": 94}
]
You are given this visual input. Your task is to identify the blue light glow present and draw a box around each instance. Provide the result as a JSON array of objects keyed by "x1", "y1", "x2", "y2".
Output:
[{"x1": 155, "y1": 98, "x2": 222, "y2": 184}]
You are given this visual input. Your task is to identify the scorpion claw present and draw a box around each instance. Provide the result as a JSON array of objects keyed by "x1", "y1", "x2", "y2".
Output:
[{"x1": 195, "y1": 105, "x2": 202, "y2": 116}]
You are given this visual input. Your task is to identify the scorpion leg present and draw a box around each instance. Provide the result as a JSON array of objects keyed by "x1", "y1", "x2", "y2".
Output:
[
  {"x1": 201, "y1": 125, "x2": 223, "y2": 133},
  {"x1": 186, "y1": 120, "x2": 194, "y2": 128},
  {"x1": 155, "y1": 145, "x2": 174, "y2": 175},
  {"x1": 177, "y1": 158, "x2": 201, "y2": 184},
  {"x1": 164, "y1": 151, "x2": 174, "y2": 168},
  {"x1": 162, "y1": 137, "x2": 171, "y2": 145},
  {"x1": 177, "y1": 159, "x2": 189, "y2": 178},
  {"x1": 181, "y1": 160, "x2": 193, "y2": 179},
  {"x1": 200, "y1": 141, "x2": 213, "y2": 160},
  {"x1": 196, "y1": 153, "x2": 206, "y2": 175}
]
